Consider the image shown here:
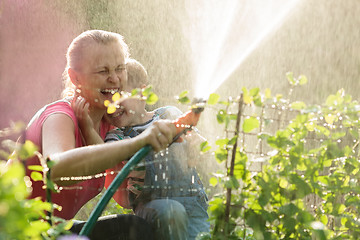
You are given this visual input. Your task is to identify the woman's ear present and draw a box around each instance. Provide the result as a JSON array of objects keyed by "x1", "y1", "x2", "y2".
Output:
[
  {"x1": 138, "y1": 84, "x2": 148, "y2": 97},
  {"x1": 68, "y1": 68, "x2": 79, "y2": 87}
]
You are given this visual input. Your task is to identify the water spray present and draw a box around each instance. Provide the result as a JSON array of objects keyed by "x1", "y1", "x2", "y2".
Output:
[{"x1": 79, "y1": 98, "x2": 206, "y2": 236}]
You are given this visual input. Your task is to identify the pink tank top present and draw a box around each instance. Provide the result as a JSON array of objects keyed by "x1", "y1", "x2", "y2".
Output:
[{"x1": 25, "y1": 100, "x2": 109, "y2": 220}]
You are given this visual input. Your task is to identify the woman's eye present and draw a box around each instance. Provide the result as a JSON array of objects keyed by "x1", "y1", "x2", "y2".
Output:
[
  {"x1": 99, "y1": 70, "x2": 108, "y2": 74},
  {"x1": 116, "y1": 66, "x2": 126, "y2": 72}
]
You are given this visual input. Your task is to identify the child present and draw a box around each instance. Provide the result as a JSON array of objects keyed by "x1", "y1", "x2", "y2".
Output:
[{"x1": 75, "y1": 58, "x2": 210, "y2": 240}]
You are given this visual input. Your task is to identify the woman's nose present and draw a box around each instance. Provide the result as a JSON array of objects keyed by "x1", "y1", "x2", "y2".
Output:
[
  {"x1": 107, "y1": 70, "x2": 120, "y2": 84},
  {"x1": 118, "y1": 70, "x2": 127, "y2": 91}
]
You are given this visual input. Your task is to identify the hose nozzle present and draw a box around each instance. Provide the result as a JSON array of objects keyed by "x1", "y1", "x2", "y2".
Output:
[
  {"x1": 191, "y1": 97, "x2": 206, "y2": 113},
  {"x1": 172, "y1": 98, "x2": 206, "y2": 139}
]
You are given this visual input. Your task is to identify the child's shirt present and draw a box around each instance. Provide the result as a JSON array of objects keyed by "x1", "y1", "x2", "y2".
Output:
[{"x1": 104, "y1": 106, "x2": 208, "y2": 211}]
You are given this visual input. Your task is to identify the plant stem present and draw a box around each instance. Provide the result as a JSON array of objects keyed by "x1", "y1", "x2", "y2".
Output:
[{"x1": 224, "y1": 94, "x2": 243, "y2": 227}]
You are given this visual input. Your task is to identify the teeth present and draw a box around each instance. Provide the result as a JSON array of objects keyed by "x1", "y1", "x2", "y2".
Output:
[
  {"x1": 113, "y1": 110, "x2": 124, "y2": 118},
  {"x1": 101, "y1": 89, "x2": 119, "y2": 94}
]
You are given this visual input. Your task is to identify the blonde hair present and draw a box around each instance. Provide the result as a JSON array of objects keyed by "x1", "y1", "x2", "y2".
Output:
[
  {"x1": 126, "y1": 58, "x2": 148, "y2": 89},
  {"x1": 61, "y1": 30, "x2": 130, "y2": 98}
]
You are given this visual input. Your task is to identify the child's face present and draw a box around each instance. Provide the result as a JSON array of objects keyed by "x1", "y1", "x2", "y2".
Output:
[{"x1": 105, "y1": 86, "x2": 144, "y2": 128}]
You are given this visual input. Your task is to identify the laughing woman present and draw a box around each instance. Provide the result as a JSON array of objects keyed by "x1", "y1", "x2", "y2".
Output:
[{"x1": 24, "y1": 30, "x2": 176, "y2": 239}]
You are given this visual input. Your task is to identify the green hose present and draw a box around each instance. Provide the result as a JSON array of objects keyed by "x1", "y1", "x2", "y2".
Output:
[{"x1": 79, "y1": 145, "x2": 152, "y2": 236}]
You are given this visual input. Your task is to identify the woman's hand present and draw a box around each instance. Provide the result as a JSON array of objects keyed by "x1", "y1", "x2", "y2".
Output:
[{"x1": 139, "y1": 120, "x2": 176, "y2": 152}]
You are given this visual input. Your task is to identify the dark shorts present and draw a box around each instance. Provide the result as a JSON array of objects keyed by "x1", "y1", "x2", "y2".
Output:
[{"x1": 70, "y1": 214, "x2": 154, "y2": 240}]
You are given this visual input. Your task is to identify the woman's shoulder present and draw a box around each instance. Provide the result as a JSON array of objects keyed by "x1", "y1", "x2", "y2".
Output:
[{"x1": 27, "y1": 99, "x2": 75, "y2": 128}]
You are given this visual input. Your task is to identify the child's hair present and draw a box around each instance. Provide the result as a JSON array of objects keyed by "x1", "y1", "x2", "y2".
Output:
[
  {"x1": 126, "y1": 58, "x2": 148, "y2": 89},
  {"x1": 61, "y1": 30, "x2": 130, "y2": 98}
]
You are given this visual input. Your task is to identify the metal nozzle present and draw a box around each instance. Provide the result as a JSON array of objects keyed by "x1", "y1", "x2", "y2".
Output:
[{"x1": 191, "y1": 97, "x2": 206, "y2": 113}]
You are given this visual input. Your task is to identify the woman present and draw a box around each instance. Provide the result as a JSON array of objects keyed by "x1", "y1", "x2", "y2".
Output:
[{"x1": 25, "y1": 30, "x2": 176, "y2": 239}]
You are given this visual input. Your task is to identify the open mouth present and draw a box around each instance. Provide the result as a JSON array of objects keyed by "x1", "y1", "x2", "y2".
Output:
[
  {"x1": 110, "y1": 105, "x2": 125, "y2": 118},
  {"x1": 100, "y1": 88, "x2": 120, "y2": 98}
]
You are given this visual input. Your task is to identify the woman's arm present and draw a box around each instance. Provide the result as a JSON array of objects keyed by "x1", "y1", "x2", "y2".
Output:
[{"x1": 43, "y1": 114, "x2": 175, "y2": 186}]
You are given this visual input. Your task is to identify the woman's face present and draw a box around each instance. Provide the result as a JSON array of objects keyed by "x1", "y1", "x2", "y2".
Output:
[{"x1": 74, "y1": 41, "x2": 127, "y2": 109}]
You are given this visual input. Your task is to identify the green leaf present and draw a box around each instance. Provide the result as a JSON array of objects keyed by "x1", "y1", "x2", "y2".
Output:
[
  {"x1": 18, "y1": 140, "x2": 38, "y2": 159},
  {"x1": 286, "y1": 72, "x2": 296, "y2": 85},
  {"x1": 320, "y1": 215, "x2": 328, "y2": 225},
  {"x1": 209, "y1": 177, "x2": 218, "y2": 187},
  {"x1": 243, "y1": 117, "x2": 260, "y2": 133},
  {"x1": 178, "y1": 90, "x2": 188, "y2": 98},
  {"x1": 331, "y1": 131, "x2": 346, "y2": 140},
  {"x1": 224, "y1": 176, "x2": 240, "y2": 189},
  {"x1": 265, "y1": 88, "x2": 271, "y2": 99},
  {"x1": 279, "y1": 203, "x2": 298, "y2": 216},
  {"x1": 315, "y1": 125, "x2": 330, "y2": 137},
  {"x1": 341, "y1": 217, "x2": 347, "y2": 226},
  {"x1": 283, "y1": 217, "x2": 297, "y2": 231},
  {"x1": 276, "y1": 94, "x2": 283, "y2": 101},
  {"x1": 279, "y1": 178, "x2": 288, "y2": 188},
  {"x1": 215, "y1": 148, "x2": 228, "y2": 163},
  {"x1": 200, "y1": 141, "x2": 211, "y2": 152},
  {"x1": 26, "y1": 220, "x2": 51, "y2": 237},
  {"x1": 207, "y1": 93, "x2": 220, "y2": 105},
  {"x1": 46, "y1": 179, "x2": 59, "y2": 193},
  {"x1": 258, "y1": 191, "x2": 271, "y2": 207},
  {"x1": 30, "y1": 171, "x2": 43, "y2": 181},
  {"x1": 253, "y1": 97, "x2": 263, "y2": 107},
  {"x1": 337, "y1": 204, "x2": 346, "y2": 214},
  {"x1": 324, "y1": 114, "x2": 336, "y2": 125},
  {"x1": 228, "y1": 136, "x2": 237, "y2": 145},
  {"x1": 291, "y1": 101, "x2": 306, "y2": 110},
  {"x1": 298, "y1": 75, "x2": 308, "y2": 85},
  {"x1": 349, "y1": 128, "x2": 359, "y2": 138},
  {"x1": 216, "y1": 110, "x2": 226, "y2": 124},
  {"x1": 305, "y1": 121, "x2": 315, "y2": 131},
  {"x1": 242, "y1": 87, "x2": 252, "y2": 104},
  {"x1": 176, "y1": 91, "x2": 191, "y2": 104},
  {"x1": 145, "y1": 92, "x2": 158, "y2": 105},
  {"x1": 289, "y1": 174, "x2": 312, "y2": 198},
  {"x1": 142, "y1": 85, "x2": 153, "y2": 96},
  {"x1": 131, "y1": 88, "x2": 141, "y2": 96},
  {"x1": 249, "y1": 87, "x2": 260, "y2": 97},
  {"x1": 47, "y1": 160, "x2": 56, "y2": 169},
  {"x1": 178, "y1": 96, "x2": 190, "y2": 104},
  {"x1": 27, "y1": 165, "x2": 43, "y2": 172},
  {"x1": 297, "y1": 210, "x2": 314, "y2": 224},
  {"x1": 215, "y1": 138, "x2": 229, "y2": 147}
]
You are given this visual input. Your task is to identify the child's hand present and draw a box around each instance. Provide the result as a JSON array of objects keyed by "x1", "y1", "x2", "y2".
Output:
[
  {"x1": 72, "y1": 95, "x2": 104, "y2": 145},
  {"x1": 72, "y1": 96, "x2": 94, "y2": 131}
]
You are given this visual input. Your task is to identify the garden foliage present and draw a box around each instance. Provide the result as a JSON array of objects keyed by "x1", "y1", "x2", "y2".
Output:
[{"x1": 196, "y1": 73, "x2": 360, "y2": 239}]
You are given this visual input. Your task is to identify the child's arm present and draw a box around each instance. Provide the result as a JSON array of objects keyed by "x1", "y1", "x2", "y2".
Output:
[
  {"x1": 72, "y1": 96, "x2": 104, "y2": 145},
  {"x1": 105, "y1": 161, "x2": 131, "y2": 209}
]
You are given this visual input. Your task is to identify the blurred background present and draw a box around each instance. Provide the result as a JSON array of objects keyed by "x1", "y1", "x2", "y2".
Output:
[{"x1": 0, "y1": 0, "x2": 359, "y2": 142}]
